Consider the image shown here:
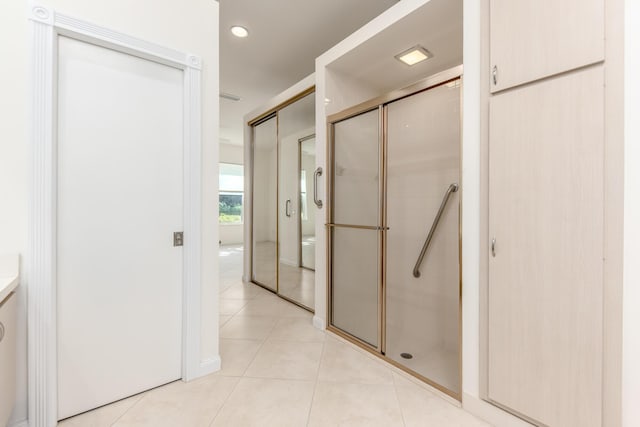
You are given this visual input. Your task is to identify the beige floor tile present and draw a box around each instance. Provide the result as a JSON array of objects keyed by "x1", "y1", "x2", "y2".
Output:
[
  {"x1": 113, "y1": 376, "x2": 238, "y2": 427},
  {"x1": 219, "y1": 298, "x2": 248, "y2": 315},
  {"x1": 219, "y1": 315, "x2": 279, "y2": 340},
  {"x1": 308, "y1": 382, "x2": 404, "y2": 427},
  {"x1": 395, "y1": 379, "x2": 490, "y2": 427},
  {"x1": 219, "y1": 315, "x2": 232, "y2": 327},
  {"x1": 57, "y1": 393, "x2": 143, "y2": 427},
  {"x1": 318, "y1": 337, "x2": 394, "y2": 385},
  {"x1": 244, "y1": 340, "x2": 323, "y2": 380},
  {"x1": 268, "y1": 317, "x2": 326, "y2": 342},
  {"x1": 220, "y1": 283, "x2": 265, "y2": 300},
  {"x1": 210, "y1": 377, "x2": 315, "y2": 427},
  {"x1": 216, "y1": 338, "x2": 263, "y2": 376},
  {"x1": 236, "y1": 296, "x2": 311, "y2": 318}
]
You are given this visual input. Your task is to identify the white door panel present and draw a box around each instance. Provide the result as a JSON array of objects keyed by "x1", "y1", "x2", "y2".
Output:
[
  {"x1": 57, "y1": 36, "x2": 183, "y2": 419},
  {"x1": 488, "y1": 67, "x2": 604, "y2": 427}
]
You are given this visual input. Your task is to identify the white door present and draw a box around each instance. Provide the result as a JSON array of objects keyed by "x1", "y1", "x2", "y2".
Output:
[{"x1": 57, "y1": 36, "x2": 184, "y2": 419}]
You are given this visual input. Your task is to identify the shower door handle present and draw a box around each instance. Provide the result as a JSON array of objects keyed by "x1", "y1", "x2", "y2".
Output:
[
  {"x1": 286, "y1": 199, "x2": 292, "y2": 217},
  {"x1": 313, "y1": 167, "x2": 323, "y2": 209},
  {"x1": 412, "y1": 183, "x2": 459, "y2": 278}
]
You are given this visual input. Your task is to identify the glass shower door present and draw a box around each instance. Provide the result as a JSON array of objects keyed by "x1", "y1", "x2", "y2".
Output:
[
  {"x1": 330, "y1": 108, "x2": 381, "y2": 348},
  {"x1": 385, "y1": 81, "x2": 461, "y2": 395}
]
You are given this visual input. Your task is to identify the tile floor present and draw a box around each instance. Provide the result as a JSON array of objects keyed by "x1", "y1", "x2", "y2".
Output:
[{"x1": 58, "y1": 245, "x2": 490, "y2": 427}]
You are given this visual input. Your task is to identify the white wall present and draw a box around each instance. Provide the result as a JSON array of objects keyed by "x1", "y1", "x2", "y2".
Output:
[
  {"x1": 219, "y1": 143, "x2": 244, "y2": 245},
  {"x1": 0, "y1": 1, "x2": 219, "y2": 425},
  {"x1": 0, "y1": 2, "x2": 29, "y2": 425},
  {"x1": 623, "y1": 1, "x2": 640, "y2": 425}
]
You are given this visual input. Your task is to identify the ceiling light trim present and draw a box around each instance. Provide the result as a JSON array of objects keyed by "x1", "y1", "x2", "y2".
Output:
[
  {"x1": 230, "y1": 25, "x2": 249, "y2": 38},
  {"x1": 394, "y1": 45, "x2": 433, "y2": 66}
]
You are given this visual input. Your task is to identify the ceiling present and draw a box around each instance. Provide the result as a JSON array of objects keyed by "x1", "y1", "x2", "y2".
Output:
[
  {"x1": 326, "y1": 0, "x2": 462, "y2": 100},
  {"x1": 219, "y1": 0, "x2": 399, "y2": 146}
]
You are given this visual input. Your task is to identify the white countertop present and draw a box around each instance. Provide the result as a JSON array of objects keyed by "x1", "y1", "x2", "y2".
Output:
[{"x1": 0, "y1": 254, "x2": 20, "y2": 304}]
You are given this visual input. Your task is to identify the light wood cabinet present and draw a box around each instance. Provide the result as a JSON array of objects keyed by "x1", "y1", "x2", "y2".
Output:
[
  {"x1": 487, "y1": 66, "x2": 604, "y2": 426},
  {"x1": 489, "y1": 0, "x2": 604, "y2": 92}
]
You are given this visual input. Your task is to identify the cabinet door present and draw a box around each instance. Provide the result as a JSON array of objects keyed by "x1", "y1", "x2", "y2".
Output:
[
  {"x1": 490, "y1": 0, "x2": 604, "y2": 92},
  {"x1": 488, "y1": 66, "x2": 604, "y2": 427}
]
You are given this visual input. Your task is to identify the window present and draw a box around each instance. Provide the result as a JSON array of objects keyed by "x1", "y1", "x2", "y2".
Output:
[{"x1": 219, "y1": 163, "x2": 244, "y2": 224}]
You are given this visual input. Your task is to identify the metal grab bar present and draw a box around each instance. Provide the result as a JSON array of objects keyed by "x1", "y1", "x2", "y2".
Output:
[
  {"x1": 412, "y1": 183, "x2": 459, "y2": 278},
  {"x1": 286, "y1": 199, "x2": 292, "y2": 217},
  {"x1": 313, "y1": 167, "x2": 323, "y2": 208}
]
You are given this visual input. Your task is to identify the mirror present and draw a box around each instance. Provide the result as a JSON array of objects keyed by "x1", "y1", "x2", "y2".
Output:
[
  {"x1": 299, "y1": 136, "x2": 316, "y2": 270},
  {"x1": 277, "y1": 92, "x2": 315, "y2": 309},
  {"x1": 251, "y1": 115, "x2": 277, "y2": 291}
]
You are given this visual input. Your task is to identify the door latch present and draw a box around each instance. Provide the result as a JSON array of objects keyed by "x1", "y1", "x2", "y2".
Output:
[{"x1": 174, "y1": 231, "x2": 184, "y2": 247}]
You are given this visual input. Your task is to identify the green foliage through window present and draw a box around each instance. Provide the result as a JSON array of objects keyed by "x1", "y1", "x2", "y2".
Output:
[
  {"x1": 219, "y1": 163, "x2": 244, "y2": 225},
  {"x1": 219, "y1": 193, "x2": 243, "y2": 224}
]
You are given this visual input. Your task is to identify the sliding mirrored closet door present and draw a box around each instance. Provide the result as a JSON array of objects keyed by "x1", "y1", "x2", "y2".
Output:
[
  {"x1": 328, "y1": 69, "x2": 462, "y2": 398},
  {"x1": 251, "y1": 115, "x2": 278, "y2": 291},
  {"x1": 299, "y1": 135, "x2": 316, "y2": 271},
  {"x1": 278, "y1": 92, "x2": 316, "y2": 309},
  {"x1": 250, "y1": 89, "x2": 317, "y2": 311}
]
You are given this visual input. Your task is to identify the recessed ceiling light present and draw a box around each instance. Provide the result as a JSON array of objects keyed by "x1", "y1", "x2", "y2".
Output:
[
  {"x1": 230, "y1": 26, "x2": 249, "y2": 38},
  {"x1": 394, "y1": 45, "x2": 433, "y2": 66}
]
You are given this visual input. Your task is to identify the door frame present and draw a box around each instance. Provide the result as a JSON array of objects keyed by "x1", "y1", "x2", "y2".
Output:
[{"x1": 28, "y1": 5, "x2": 204, "y2": 425}]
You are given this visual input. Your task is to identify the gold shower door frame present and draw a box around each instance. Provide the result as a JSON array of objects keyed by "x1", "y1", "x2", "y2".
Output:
[
  {"x1": 326, "y1": 65, "x2": 463, "y2": 400},
  {"x1": 248, "y1": 86, "x2": 316, "y2": 313}
]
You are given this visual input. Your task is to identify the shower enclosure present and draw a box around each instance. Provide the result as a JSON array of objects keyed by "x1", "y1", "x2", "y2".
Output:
[{"x1": 327, "y1": 67, "x2": 462, "y2": 398}]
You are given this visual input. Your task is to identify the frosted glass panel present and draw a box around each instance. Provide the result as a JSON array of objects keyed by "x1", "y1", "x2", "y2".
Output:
[
  {"x1": 252, "y1": 117, "x2": 277, "y2": 291},
  {"x1": 385, "y1": 81, "x2": 461, "y2": 394},
  {"x1": 333, "y1": 109, "x2": 379, "y2": 227},
  {"x1": 331, "y1": 227, "x2": 379, "y2": 347},
  {"x1": 277, "y1": 93, "x2": 315, "y2": 309}
]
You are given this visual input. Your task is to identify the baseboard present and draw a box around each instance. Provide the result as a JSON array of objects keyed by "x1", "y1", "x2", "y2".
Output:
[
  {"x1": 462, "y1": 393, "x2": 534, "y2": 427},
  {"x1": 9, "y1": 419, "x2": 29, "y2": 427},
  {"x1": 312, "y1": 315, "x2": 325, "y2": 330},
  {"x1": 195, "y1": 356, "x2": 221, "y2": 378}
]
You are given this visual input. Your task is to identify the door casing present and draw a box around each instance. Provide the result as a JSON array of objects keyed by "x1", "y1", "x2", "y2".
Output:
[{"x1": 29, "y1": 6, "x2": 207, "y2": 426}]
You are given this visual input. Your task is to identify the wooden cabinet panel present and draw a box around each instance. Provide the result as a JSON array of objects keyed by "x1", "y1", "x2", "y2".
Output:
[
  {"x1": 488, "y1": 66, "x2": 604, "y2": 426},
  {"x1": 490, "y1": 0, "x2": 604, "y2": 92}
]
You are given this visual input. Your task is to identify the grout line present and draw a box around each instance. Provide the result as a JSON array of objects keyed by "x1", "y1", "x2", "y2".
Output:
[
  {"x1": 108, "y1": 386, "x2": 157, "y2": 426},
  {"x1": 391, "y1": 369, "x2": 408, "y2": 427},
  {"x1": 206, "y1": 376, "x2": 243, "y2": 427},
  {"x1": 237, "y1": 319, "x2": 277, "y2": 377},
  {"x1": 305, "y1": 335, "x2": 327, "y2": 427}
]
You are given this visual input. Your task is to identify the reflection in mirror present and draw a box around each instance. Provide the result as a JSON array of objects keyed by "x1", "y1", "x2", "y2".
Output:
[
  {"x1": 277, "y1": 92, "x2": 315, "y2": 310},
  {"x1": 299, "y1": 136, "x2": 316, "y2": 270},
  {"x1": 251, "y1": 116, "x2": 277, "y2": 291}
]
